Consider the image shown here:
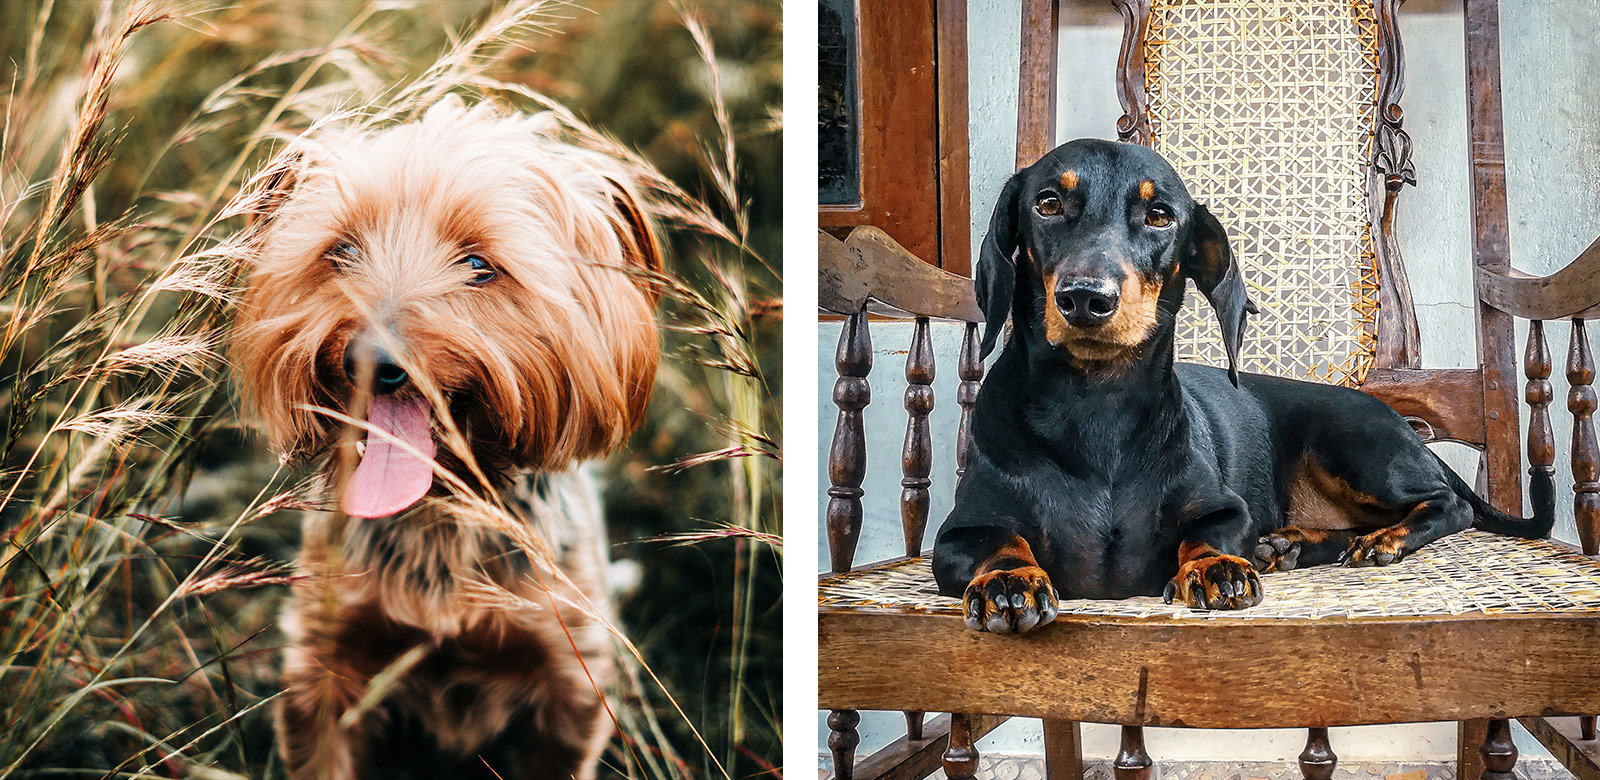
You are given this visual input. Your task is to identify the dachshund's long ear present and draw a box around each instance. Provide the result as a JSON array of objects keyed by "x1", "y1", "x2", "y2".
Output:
[
  {"x1": 976, "y1": 173, "x2": 1024, "y2": 358},
  {"x1": 1186, "y1": 204, "x2": 1257, "y2": 386}
]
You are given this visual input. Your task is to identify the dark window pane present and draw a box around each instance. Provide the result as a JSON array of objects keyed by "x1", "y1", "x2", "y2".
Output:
[{"x1": 819, "y1": 0, "x2": 859, "y2": 205}]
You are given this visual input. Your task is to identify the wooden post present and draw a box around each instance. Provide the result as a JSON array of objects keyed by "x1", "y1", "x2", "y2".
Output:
[
  {"x1": 1463, "y1": 0, "x2": 1522, "y2": 512},
  {"x1": 1460, "y1": 720, "x2": 1488, "y2": 780},
  {"x1": 1015, "y1": 0, "x2": 1059, "y2": 168},
  {"x1": 827, "y1": 709, "x2": 860, "y2": 780},
  {"x1": 1526, "y1": 320, "x2": 1557, "y2": 532},
  {"x1": 1462, "y1": 0, "x2": 1520, "y2": 770},
  {"x1": 1044, "y1": 720, "x2": 1084, "y2": 780},
  {"x1": 956, "y1": 322, "x2": 983, "y2": 480},
  {"x1": 1480, "y1": 719, "x2": 1518, "y2": 780},
  {"x1": 1299, "y1": 728, "x2": 1337, "y2": 780},
  {"x1": 827, "y1": 308, "x2": 872, "y2": 573},
  {"x1": 1569, "y1": 318, "x2": 1599, "y2": 555},
  {"x1": 1114, "y1": 726, "x2": 1153, "y2": 780},
  {"x1": 943, "y1": 713, "x2": 980, "y2": 780},
  {"x1": 899, "y1": 318, "x2": 936, "y2": 741},
  {"x1": 902, "y1": 317, "x2": 935, "y2": 557},
  {"x1": 1567, "y1": 319, "x2": 1600, "y2": 740}
]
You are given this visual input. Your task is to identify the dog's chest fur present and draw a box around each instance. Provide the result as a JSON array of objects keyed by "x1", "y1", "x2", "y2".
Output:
[{"x1": 279, "y1": 469, "x2": 612, "y2": 772}]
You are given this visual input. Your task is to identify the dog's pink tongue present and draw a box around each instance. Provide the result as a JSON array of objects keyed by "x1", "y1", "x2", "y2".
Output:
[{"x1": 342, "y1": 396, "x2": 436, "y2": 519}]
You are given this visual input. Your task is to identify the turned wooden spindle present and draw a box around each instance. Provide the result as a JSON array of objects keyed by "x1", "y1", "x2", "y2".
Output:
[
  {"x1": 902, "y1": 317, "x2": 936, "y2": 557},
  {"x1": 1571, "y1": 320, "x2": 1600, "y2": 740},
  {"x1": 827, "y1": 709, "x2": 860, "y2": 780},
  {"x1": 1114, "y1": 726, "x2": 1153, "y2": 780},
  {"x1": 1299, "y1": 727, "x2": 1336, "y2": 780},
  {"x1": 943, "y1": 713, "x2": 980, "y2": 780},
  {"x1": 1570, "y1": 319, "x2": 1600, "y2": 555},
  {"x1": 827, "y1": 309, "x2": 872, "y2": 574},
  {"x1": 1526, "y1": 321, "x2": 1557, "y2": 520},
  {"x1": 898, "y1": 319, "x2": 935, "y2": 742},
  {"x1": 956, "y1": 322, "x2": 983, "y2": 480},
  {"x1": 1480, "y1": 719, "x2": 1517, "y2": 780}
]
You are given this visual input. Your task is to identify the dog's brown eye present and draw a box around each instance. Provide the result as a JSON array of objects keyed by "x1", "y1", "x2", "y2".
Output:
[
  {"x1": 1146, "y1": 205, "x2": 1175, "y2": 228},
  {"x1": 1035, "y1": 194, "x2": 1063, "y2": 217},
  {"x1": 459, "y1": 254, "x2": 496, "y2": 285}
]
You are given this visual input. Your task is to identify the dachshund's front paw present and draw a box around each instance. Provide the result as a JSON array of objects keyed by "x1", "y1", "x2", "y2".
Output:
[
  {"x1": 963, "y1": 567, "x2": 1059, "y2": 634},
  {"x1": 1342, "y1": 526, "x2": 1409, "y2": 567},
  {"x1": 1163, "y1": 554, "x2": 1263, "y2": 610}
]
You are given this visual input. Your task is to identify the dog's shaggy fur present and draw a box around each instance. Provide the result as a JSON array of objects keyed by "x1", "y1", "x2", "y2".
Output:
[{"x1": 233, "y1": 99, "x2": 662, "y2": 780}]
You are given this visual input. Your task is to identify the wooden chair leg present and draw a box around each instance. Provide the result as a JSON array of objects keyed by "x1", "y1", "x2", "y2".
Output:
[
  {"x1": 1459, "y1": 720, "x2": 1487, "y2": 780},
  {"x1": 828, "y1": 709, "x2": 860, "y2": 780},
  {"x1": 1583, "y1": 716, "x2": 1597, "y2": 741},
  {"x1": 905, "y1": 710, "x2": 925, "y2": 741},
  {"x1": 943, "y1": 713, "x2": 980, "y2": 780},
  {"x1": 1299, "y1": 727, "x2": 1337, "y2": 780},
  {"x1": 1043, "y1": 720, "x2": 1083, "y2": 780},
  {"x1": 1481, "y1": 719, "x2": 1518, "y2": 780},
  {"x1": 1114, "y1": 726, "x2": 1152, "y2": 780}
]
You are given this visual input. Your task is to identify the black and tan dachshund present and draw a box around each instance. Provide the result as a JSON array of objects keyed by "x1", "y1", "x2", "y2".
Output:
[{"x1": 933, "y1": 139, "x2": 1553, "y2": 630}]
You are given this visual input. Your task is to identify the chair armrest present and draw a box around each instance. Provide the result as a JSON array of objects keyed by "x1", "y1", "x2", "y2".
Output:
[
  {"x1": 819, "y1": 228, "x2": 982, "y2": 321},
  {"x1": 1476, "y1": 233, "x2": 1600, "y2": 320}
]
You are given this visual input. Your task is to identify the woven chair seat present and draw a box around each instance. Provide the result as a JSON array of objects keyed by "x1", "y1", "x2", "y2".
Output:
[{"x1": 819, "y1": 530, "x2": 1600, "y2": 621}]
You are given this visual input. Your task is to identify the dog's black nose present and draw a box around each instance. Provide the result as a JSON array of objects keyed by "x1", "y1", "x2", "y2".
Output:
[
  {"x1": 343, "y1": 334, "x2": 408, "y2": 395},
  {"x1": 1055, "y1": 279, "x2": 1120, "y2": 327}
]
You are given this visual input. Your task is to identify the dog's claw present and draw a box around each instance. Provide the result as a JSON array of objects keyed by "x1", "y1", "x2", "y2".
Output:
[
  {"x1": 1253, "y1": 532, "x2": 1302, "y2": 572},
  {"x1": 1165, "y1": 554, "x2": 1263, "y2": 611},
  {"x1": 963, "y1": 567, "x2": 1059, "y2": 635},
  {"x1": 1344, "y1": 528, "x2": 1408, "y2": 567}
]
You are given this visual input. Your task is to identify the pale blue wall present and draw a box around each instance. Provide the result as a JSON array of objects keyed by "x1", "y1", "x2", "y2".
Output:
[{"x1": 819, "y1": 0, "x2": 1600, "y2": 763}]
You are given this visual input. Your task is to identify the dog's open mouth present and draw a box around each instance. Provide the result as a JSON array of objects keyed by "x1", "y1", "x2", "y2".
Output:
[{"x1": 342, "y1": 396, "x2": 436, "y2": 519}]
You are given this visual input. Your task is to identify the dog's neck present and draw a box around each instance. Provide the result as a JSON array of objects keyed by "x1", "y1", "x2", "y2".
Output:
[{"x1": 978, "y1": 294, "x2": 1191, "y2": 467}]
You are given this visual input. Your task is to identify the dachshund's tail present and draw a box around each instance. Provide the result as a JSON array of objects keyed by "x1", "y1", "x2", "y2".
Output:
[{"x1": 1438, "y1": 456, "x2": 1556, "y2": 539}]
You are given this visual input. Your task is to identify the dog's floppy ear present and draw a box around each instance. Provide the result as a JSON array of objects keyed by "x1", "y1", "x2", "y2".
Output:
[
  {"x1": 976, "y1": 173, "x2": 1025, "y2": 358},
  {"x1": 606, "y1": 178, "x2": 665, "y2": 302},
  {"x1": 246, "y1": 150, "x2": 303, "y2": 235},
  {"x1": 1185, "y1": 204, "x2": 1257, "y2": 386}
]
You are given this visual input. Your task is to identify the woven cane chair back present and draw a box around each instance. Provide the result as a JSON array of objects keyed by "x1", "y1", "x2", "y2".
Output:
[{"x1": 1126, "y1": 0, "x2": 1391, "y2": 386}]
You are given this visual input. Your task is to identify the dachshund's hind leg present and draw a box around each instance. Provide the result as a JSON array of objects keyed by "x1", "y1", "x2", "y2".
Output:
[{"x1": 1343, "y1": 487, "x2": 1473, "y2": 566}]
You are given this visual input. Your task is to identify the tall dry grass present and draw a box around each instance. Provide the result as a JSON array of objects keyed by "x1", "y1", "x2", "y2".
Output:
[{"x1": 0, "y1": 1, "x2": 780, "y2": 777}]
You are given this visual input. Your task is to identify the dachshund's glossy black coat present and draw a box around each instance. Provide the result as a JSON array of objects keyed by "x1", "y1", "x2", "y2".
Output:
[{"x1": 932, "y1": 140, "x2": 1552, "y2": 631}]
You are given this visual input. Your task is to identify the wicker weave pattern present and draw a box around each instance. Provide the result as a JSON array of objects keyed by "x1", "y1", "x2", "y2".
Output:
[
  {"x1": 818, "y1": 531, "x2": 1600, "y2": 620},
  {"x1": 1145, "y1": 0, "x2": 1381, "y2": 385}
]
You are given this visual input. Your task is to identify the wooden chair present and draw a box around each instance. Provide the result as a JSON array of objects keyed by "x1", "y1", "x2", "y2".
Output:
[{"x1": 818, "y1": 1, "x2": 1600, "y2": 778}]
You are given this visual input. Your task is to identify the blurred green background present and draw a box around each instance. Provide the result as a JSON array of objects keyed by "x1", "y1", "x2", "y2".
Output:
[{"x1": 0, "y1": 1, "x2": 780, "y2": 777}]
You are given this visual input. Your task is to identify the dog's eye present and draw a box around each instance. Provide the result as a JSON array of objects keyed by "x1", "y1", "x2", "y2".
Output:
[
  {"x1": 1145, "y1": 205, "x2": 1175, "y2": 228},
  {"x1": 326, "y1": 242, "x2": 358, "y2": 271},
  {"x1": 458, "y1": 254, "x2": 496, "y2": 285},
  {"x1": 1035, "y1": 194, "x2": 1064, "y2": 217}
]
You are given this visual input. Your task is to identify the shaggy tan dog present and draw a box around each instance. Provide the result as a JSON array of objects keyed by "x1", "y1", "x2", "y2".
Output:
[{"x1": 233, "y1": 98, "x2": 662, "y2": 780}]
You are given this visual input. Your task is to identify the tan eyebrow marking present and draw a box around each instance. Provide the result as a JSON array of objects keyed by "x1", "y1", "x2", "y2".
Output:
[
  {"x1": 1060, "y1": 170, "x2": 1079, "y2": 189},
  {"x1": 1139, "y1": 180, "x2": 1155, "y2": 200}
]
